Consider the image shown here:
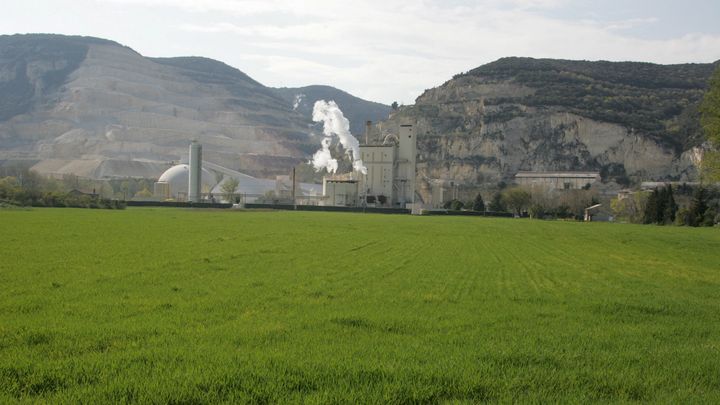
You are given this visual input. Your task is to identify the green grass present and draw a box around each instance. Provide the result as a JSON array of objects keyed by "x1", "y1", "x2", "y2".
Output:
[{"x1": 1, "y1": 208, "x2": 719, "y2": 403}]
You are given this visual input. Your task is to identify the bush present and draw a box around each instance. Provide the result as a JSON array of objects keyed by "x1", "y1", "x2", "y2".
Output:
[
  {"x1": 528, "y1": 204, "x2": 545, "y2": 219},
  {"x1": 675, "y1": 208, "x2": 691, "y2": 226},
  {"x1": 443, "y1": 199, "x2": 464, "y2": 211},
  {"x1": 703, "y1": 208, "x2": 718, "y2": 227}
]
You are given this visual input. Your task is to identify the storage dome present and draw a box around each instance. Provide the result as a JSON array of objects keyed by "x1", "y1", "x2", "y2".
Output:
[{"x1": 156, "y1": 164, "x2": 216, "y2": 196}]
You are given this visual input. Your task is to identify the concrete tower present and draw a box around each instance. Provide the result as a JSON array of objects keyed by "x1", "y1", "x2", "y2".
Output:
[
  {"x1": 397, "y1": 124, "x2": 417, "y2": 206},
  {"x1": 188, "y1": 140, "x2": 202, "y2": 203}
]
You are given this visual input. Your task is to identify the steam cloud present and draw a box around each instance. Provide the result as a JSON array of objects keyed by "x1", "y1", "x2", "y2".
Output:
[
  {"x1": 310, "y1": 100, "x2": 367, "y2": 174},
  {"x1": 293, "y1": 94, "x2": 305, "y2": 111},
  {"x1": 311, "y1": 137, "x2": 338, "y2": 174}
]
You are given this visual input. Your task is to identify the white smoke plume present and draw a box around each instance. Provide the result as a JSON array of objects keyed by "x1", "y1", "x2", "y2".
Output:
[
  {"x1": 310, "y1": 100, "x2": 367, "y2": 174},
  {"x1": 293, "y1": 94, "x2": 305, "y2": 111},
  {"x1": 311, "y1": 137, "x2": 338, "y2": 174}
]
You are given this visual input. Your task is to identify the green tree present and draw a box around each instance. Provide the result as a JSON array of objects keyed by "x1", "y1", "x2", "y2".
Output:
[
  {"x1": 0, "y1": 176, "x2": 20, "y2": 200},
  {"x1": 611, "y1": 191, "x2": 649, "y2": 224},
  {"x1": 502, "y1": 188, "x2": 531, "y2": 216},
  {"x1": 472, "y1": 193, "x2": 485, "y2": 211},
  {"x1": 121, "y1": 180, "x2": 131, "y2": 200},
  {"x1": 443, "y1": 199, "x2": 464, "y2": 211},
  {"x1": 135, "y1": 187, "x2": 152, "y2": 198},
  {"x1": 488, "y1": 192, "x2": 505, "y2": 212},
  {"x1": 700, "y1": 66, "x2": 720, "y2": 182},
  {"x1": 643, "y1": 189, "x2": 659, "y2": 224},
  {"x1": 689, "y1": 187, "x2": 710, "y2": 226},
  {"x1": 221, "y1": 177, "x2": 240, "y2": 202},
  {"x1": 663, "y1": 185, "x2": 678, "y2": 224}
]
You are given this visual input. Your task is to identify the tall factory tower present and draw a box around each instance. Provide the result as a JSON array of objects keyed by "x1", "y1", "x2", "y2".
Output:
[
  {"x1": 396, "y1": 124, "x2": 417, "y2": 206},
  {"x1": 188, "y1": 140, "x2": 202, "y2": 203}
]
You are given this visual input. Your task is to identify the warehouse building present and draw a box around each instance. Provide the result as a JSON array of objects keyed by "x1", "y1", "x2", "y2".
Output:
[{"x1": 515, "y1": 171, "x2": 600, "y2": 190}]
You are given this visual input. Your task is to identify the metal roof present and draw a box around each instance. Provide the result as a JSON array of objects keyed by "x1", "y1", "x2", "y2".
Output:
[{"x1": 515, "y1": 171, "x2": 600, "y2": 178}]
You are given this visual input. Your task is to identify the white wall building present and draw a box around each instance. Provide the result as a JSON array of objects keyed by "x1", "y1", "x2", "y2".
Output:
[
  {"x1": 515, "y1": 171, "x2": 600, "y2": 190},
  {"x1": 359, "y1": 123, "x2": 417, "y2": 207}
]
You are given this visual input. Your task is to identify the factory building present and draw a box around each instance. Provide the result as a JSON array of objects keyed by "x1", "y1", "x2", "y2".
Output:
[
  {"x1": 321, "y1": 122, "x2": 418, "y2": 208},
  {"x1": 515, "y1": 171, "x2": 600, "y2": 190},
  {"x1": 322, "y1": 175, "x2": 359, "y2": 206}
]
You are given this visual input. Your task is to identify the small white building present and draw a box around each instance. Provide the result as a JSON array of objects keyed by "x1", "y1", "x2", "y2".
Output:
[{"x1": 322, "y1": 176, "x2": 359, "y2": 206}]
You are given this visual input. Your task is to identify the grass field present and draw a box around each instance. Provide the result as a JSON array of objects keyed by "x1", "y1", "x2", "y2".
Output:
[{"x1": 1, "y1": 208, "x2": 719, "y2": 403}]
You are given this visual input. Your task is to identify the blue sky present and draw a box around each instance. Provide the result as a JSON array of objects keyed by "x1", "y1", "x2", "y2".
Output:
[{"x1": 2, "y1": 0, "x2": 719, "y2": 105}]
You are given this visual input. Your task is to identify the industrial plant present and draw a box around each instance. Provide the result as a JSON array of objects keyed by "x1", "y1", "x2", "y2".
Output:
[
  {"x1": 148, "y1": 115, "x2": 425, "y2": 209},
  {"x1": 153, "y1": 140, "x2": 321, "y2": 203},
  {"x1": 320, "y1": 122, "x2": 419, "y2": 208}
]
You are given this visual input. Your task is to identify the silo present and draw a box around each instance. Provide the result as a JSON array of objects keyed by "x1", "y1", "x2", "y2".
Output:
[{"x1": 188, "y1": 141, "x2": 202, "y2": 203}]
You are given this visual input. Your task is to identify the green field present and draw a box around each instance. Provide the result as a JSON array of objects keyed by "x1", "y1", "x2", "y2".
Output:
[{"x1": 1, "y1": 208, "x2": 719, "y2": 403}]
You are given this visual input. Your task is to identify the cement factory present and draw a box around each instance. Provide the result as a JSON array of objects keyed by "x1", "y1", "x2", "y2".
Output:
[
  {"x1": 322, "y1": 123, "x2": 418, "y2": 208},
  {"x1": 152, "y1": 120, "x2": 422, "y2": 209},
  {"x1": 152, "y1": 140, "x2": 322, "y2": 204}
]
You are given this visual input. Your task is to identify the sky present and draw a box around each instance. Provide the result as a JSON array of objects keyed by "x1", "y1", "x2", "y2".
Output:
[{"x1": 2, "y1": 0, "x2": 720, "y2": 105}]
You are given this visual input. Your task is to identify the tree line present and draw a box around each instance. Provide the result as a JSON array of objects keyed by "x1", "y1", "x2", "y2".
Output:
[
  {"x1": 443, "y1": 185, "x2": 598, "y2": 220},
  {"x1": 611, "y1": 184, "x2": 718, "y2": 227},
  {"x1": 0, "y1": 169, "x2": 126, "y2": 209}
]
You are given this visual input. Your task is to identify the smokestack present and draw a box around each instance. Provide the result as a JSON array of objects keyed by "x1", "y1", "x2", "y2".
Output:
[
  {"x1": 188, "y1": 140, "x2": 202, "y2": 203},
  {"x1": 365, "y1": 120, "x2": 372, "y2": 145}
]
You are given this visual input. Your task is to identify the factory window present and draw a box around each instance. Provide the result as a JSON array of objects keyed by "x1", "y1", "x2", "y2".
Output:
[{"x1": 564, "y1": 182, "x2": 571, "y2": 189}]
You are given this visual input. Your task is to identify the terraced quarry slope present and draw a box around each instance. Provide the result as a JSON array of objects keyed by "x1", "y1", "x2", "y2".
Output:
[
  {"x1": 0, "y1": 35, "x2": 389, "y2": 178},
  {"x1": 1, "y1": 209, "x2": 719, "y2": 402},
  {"x1": 0, "y1": 35, "x2": 315, "y2": 174}
]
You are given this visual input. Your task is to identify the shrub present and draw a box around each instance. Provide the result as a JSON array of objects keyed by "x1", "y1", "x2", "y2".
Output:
[
  {"x1": 529, "y1": 204, "x2": 545, "y2": 219},
  {"x1": 443, "y1": 199, "x2": 465, "y2": 211},
  {"x1": 675, "y1": 208, "x2": 691, "y2": 226}
]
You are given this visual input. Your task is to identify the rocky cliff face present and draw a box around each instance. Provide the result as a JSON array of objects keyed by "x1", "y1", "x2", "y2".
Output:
[
  {"x1": 2, "y1": 37, "x2": 715, "y2": 185},
  {"x1": 379, "y1": 58, "x2": 717, "y2": 189}
]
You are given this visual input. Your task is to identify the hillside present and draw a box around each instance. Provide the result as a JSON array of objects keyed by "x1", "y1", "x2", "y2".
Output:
[
  {"x1": 381, "y1": 57, "x2": 718, "y2": 189},
  {"x1": 466, "y1": 58, "x2": 715, "y2": 151},
  {"x1": 2, "y1": 36, "x2": 717, "y2": 184},
  {"x1": 0, "y1": 34, "x2": 386, "y2": 179},
  {"x1": 273, "y1": 85, "x2": 391, "y2": 136}
]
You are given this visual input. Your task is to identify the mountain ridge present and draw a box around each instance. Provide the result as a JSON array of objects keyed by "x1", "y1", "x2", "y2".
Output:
[
  {"x1": 379, "y1": 56, "x2": 717, "y2": 191},
  {"x1": 0, "y1": 34, "x2": 389, "y2": 179},
  {"x1": 0, "y1": 34, "x2": 716, "y2": 186}
]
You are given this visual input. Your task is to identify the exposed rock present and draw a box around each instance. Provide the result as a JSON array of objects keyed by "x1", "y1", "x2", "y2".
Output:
[{"x1": 380, "y1": 58, "x2": 719, "y2": 189}]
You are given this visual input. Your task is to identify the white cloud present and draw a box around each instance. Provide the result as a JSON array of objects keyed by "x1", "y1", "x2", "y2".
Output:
[{"x1": 61, "y1": 1, "x2": 720, "y2": 103}]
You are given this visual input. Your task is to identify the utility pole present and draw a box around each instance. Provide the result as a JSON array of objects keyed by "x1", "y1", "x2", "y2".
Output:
[{"x1": 292, "y1": 166, "x2": 297, "y2": 210}]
